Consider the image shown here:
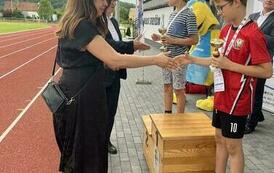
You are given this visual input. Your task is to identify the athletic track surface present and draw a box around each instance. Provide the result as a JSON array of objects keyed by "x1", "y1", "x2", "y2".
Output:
[{"x1": 0, "y1": 27, "x2": 61, "y2": 173}]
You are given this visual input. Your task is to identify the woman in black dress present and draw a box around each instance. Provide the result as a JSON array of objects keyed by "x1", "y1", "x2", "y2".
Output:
[{"x1": 53, "y1": 0, "x2": 175, "y2": 172}]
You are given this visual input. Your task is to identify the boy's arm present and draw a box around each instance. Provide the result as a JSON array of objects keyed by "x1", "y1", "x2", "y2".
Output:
[
  {"x1": 169, "y1": 34, "x2": 199, "y2": 46},
  {"x1": 211, "y1": 55, "x2": 273, "y2": 79},
  {"x1": 174, "y1": 54, "x2": 211, "y2": 67},
  {"x1": 175, "y1": 54, "x2": 272, "y2": 79},
  {"x1": 229, "y1": 62, "x2": 272, "y2": 79}
]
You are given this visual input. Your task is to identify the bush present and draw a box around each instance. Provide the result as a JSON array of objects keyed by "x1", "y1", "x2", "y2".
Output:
[
  {"x1": 12, "y1": 10, "x2": 24, "y2": 18},
  {"x1": 3, "y1": 10, "x2": 12, "y2": 17},
  {"x1": 3, "y1": 9, "x2": 24, "y2": 18}
]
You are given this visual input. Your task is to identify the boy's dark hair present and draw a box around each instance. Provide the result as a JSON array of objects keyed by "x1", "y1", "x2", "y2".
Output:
[{"x1": 214, "y1": 0, "x2": 247, "y2": 7}]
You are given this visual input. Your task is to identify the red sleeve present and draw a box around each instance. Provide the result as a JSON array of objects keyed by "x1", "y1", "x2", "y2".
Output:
[{"x1": 249, "y1": 25, "x2": 272, "y2": 65}]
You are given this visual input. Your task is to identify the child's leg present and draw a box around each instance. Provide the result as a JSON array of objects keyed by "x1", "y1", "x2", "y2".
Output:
[
  {"x1": 172, "y1": 66, "x2": 186, "y2": 113},
  {"x1": 220, "y1": 112, "x2": 247, "y2": 173},
  {"x1": 174, "y1": 89, "x2": 186, "y2": 113},
  {"x1": 164, "y1": 84, "x2": 173, "y2": 113},
  {"x1": 215, "y1": 129, "x2": 228, "y2": 173},
  {"x1": 212, "y1": 110, "x2": 228, "y2": 173},
  {"x1": 225, "y1": 138, "x2": 244, "y2": 173},
  {"x1": 163, "y1": 69, "x2": 173, "y2": 113}
]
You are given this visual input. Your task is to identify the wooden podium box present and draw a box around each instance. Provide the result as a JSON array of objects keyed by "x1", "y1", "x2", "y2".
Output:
[
  {"x1": 142, "y1": 113, "x2": 216, "y2": 173},
  {"x1": 142, "y1": 115, "x2": 155, "y2": 173}
]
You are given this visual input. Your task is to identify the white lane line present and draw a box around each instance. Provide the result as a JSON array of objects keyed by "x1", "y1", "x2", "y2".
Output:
[
  {"x1": 0, "y1": 68, "x2": 62, "y2": 143},
  {"x1": 0, "y1": 38, "x2": 55, "y2": 60},
  {"x1": 0, "y1": 33, "x2": 54, "y2": 49},
  {"x1": 0, "y1": 30, "x2": 52, "y2": 43},
  {"x1": 0, "y1": 28, "x2": 51, "y2": 39},
  {"x1": 0, "y1": 45, "x2": 57, "y2": 80}
]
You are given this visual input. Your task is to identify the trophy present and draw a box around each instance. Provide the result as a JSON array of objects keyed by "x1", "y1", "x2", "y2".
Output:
[
  {"x1": 210, "y1": 38, "x2": 224, "y2": 71},
  {"x1": 158, "y1": 27, "x2": 167, "y2": 52}
]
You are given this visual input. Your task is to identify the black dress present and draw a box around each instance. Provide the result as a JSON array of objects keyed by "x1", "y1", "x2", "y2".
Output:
[
  {"x1": 104, "y1": 17, "x2": 134, "y2": 142},
  {"x1": 53, "y1": 19, "x2": 108, "y2": 173}
]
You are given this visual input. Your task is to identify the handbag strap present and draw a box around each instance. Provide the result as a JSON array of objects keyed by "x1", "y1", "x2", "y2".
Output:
[
  {"x1": 51, "y1": 55, "x2": 58, "y2": 77},
  {"x1": 50, "y1": 41, "x2": 60, "y2": 79},
  {"x1": 68, "y1": 68, "x2": 99, "y2": 104},
  {"x1": 51, "y1": 41, "x2": 99, "y2": 105}
]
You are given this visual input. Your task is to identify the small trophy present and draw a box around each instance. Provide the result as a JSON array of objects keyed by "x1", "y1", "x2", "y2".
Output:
[
  {"x1": 210, "y1": 38, "x2": 224, "y2": 72},
  {"x1": 158, "y1": 27, "x2": 167, "y2": 52}
]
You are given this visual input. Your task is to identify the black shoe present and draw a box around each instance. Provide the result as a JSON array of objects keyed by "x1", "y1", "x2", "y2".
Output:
[
  {"x1": 258, "y1": 115, "x2": 265, "y2": 122},
  {"x1": 244, "y1": 126, "x2": 255, "y2": 134},
  {"x1": 108, "y1": 142, "x2": 117, "y2": 154}
]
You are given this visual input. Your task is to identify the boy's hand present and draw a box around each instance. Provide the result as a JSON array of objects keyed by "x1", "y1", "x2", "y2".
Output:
[
  {"x1": 174, "y1": 53, "x2": 192, "y2": 67},
  {"x1": 161, "y1": 35, "x2": 174, "y2": 45},
  {"x1": 134, "y1": 32, "x2": 144, "y2": 41},
  {"x1": 151, "y1": 33, "x2": 161, "y2": 41},
  {"x1": 211, "y1": 54, "x2": 232, "y2": 70},
  {"x1": 133, "y1": 41, "x2": 150, "y2": 51}
]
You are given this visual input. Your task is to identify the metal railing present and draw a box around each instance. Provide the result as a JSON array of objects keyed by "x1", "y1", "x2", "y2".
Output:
[{"x1": 0, "y1": 17, "x2": 47, "y2": 23}]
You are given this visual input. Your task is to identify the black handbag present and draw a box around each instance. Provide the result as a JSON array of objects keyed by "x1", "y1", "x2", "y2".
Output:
[{"x1": 42, "y1": 44, "x2": 92, "y2": 113}]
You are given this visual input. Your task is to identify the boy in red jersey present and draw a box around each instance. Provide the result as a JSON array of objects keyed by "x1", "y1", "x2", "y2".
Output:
[{"x1": 175, "y1": 0, "x2": 273, "y2": 172}]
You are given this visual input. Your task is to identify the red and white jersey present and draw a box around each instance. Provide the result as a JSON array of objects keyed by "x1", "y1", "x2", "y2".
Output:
[{"x1": 214, "y1": 21, "x2": 272, "y2": 116}]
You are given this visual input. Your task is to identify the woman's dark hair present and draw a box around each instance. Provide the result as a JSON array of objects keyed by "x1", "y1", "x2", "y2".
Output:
[{"x1": 57, "y1": 0, "x2": 108, "y2": 39}]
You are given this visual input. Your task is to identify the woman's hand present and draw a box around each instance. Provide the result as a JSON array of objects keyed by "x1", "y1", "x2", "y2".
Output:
[
  {"x1": 155, "y1": 52, "x2": 177, "y2": 69},
  {"x1": 151, "y1": 33, "x2": 161, "y2": 41}
]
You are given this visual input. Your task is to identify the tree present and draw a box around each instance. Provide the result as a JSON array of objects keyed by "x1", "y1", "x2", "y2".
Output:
[
  {"x1": 120, "y1": 6, "x2": 128, "y2": 24},
  {"x1": 54, "y1": 7, "x2": 65, "y2": 21},
  {"x1": 38, "y1": 0, "x2": 53, "y2": 21},
  {"x1": 12, "y1": 9, "x2": 24, "y2": 18},
  {"x1": 119, "y1": 1, "x2": 135, "y2": 24}
]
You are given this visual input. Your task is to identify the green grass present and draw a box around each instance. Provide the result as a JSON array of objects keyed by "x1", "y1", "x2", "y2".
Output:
[{"x1": 0, "y1": 21, "x2": 49, "y2": 34}]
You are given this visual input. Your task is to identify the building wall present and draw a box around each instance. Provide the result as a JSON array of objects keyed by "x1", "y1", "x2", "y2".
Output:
[
  {"x1": 144, "y1": 0, "x2": 168, "y2": 11},
  {"x1": 143, "y1": 6, "x2": 173, "y2": 40},
  {"x1": 247, "y1": 0, "x2": 263, "y2": 15},
  {"x1": 143, "y1": 0, "x2": 263, "y2": 40},
  {"x1": 21, "y1": 11, "x2": 39, "y2": 19}
]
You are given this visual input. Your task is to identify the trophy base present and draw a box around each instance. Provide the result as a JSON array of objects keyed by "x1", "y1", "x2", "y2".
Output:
[
  {"x1": 210, "y1": 65, "x2": 217, "y2": 72},
  {"x1": 160, "y1": 46, "x2": 167, "y2": 52},
  {"x1": 136, "y1": 79, "x2": 152, "y2": 85}
]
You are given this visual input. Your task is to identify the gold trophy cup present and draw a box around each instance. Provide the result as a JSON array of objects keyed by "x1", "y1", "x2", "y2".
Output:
[
  {"x1": 158, "y1": 27, "x2": 167, "y2": 52},
  {"x1": 210, "y1": 38, "x2": 224, "y2": 71}
]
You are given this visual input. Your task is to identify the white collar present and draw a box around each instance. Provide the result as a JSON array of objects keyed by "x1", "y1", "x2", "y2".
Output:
[{"x1": 260, "y1": 10, "x2": 274, "y2": 17}]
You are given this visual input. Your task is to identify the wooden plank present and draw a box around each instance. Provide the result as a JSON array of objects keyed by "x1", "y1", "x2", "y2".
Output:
[
  {"x1": 162, "y1": 156, "x2": 215, "y2": 165},
  {"x1": 163, "y1": 162, "x2": 215, "y2": 173},
  {"x1": 143, "y1": 131, "x2": 155, "y2": 173},
  {"x1": 163, "y1": 148, "x2": 215, "y2": 158},
  {"x1": 150, "y1": 112, "x2": 211, "y2": 120},
  {"x1": 164, "y1": 138, "x2": 215, "y2": 150},
  {"x1": 160, "y1": 131, "x2": 215, "y2": 140},
  {"x1": 150, "y1": 113, "x2": 215, "y2": 140},
  {"x1": 142, "y1": 115, "x2": 152, "y2": 135}
]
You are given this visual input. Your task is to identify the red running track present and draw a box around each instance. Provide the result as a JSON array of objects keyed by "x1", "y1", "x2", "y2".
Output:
[{"x1": 0, "y1": 28, "x2": 61, "y2": 173}]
